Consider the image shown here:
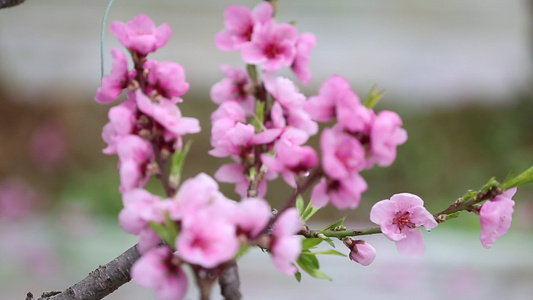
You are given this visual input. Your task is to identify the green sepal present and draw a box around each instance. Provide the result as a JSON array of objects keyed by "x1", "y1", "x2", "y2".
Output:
[
  {"x1": 320, "y1": 216, "x2": 346, "y2": 231},
  {"x1": 294, "y1": 271, "x2": 302, "y2": 282},
  {"x1": 302, "y1": 238, "x2": 323, "y2": 250},
  {"x1": 363, "y1": 85, "x2": 386, "y2": 109},
  {"x1": 502, "y1": 165, "x2": 533, "y2": 190}
]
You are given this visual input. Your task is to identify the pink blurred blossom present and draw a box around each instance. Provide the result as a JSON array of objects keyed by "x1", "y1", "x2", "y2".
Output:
[
  {"x1": 270, "y1": 208, "x2": 302, "y2": 275},
  {"x1": 119, "y1": 189, "x2": 163, "y2": 253},
  {"x1": 370, "y1": 193, "x2": 438, "y2": 257},
  {"x1": 145, "y1": 60, "x2": 189, "y2": 99},
  {"x1": 479, "y1": 187, "x2": 516, "y2": 248},
  {"x1": 162, "y1": 173, "x2": 224, "y2": 221},
  {"x1": 30, "y1": 120, "x2": 67, "y2": 171},
  {"x1": 176, "y1": 203, "x2": 239, "y2": 268},
  {"x1": 210, "y1": 65, "x2": 255, "y2": 114},
  {"x1": 95, "y1": 48, "x2": 129, "y2": 103},
  {"x1": 131, "y1": 246, "x2": 188, "y2": 300},
  {"x1": 111, "y1": 14, "x2": 171, "y2": 55},
  {"x1": 367, "y1": 110, "x2": 407, "y2": 167},
  {"x1": 0, "y1": 177, "x2": 37, "y2": 220},
  {"x1": 234, "y1": 197, "x2": 271, "y2": 238},
  {"x1": 291, "y1": 33, "x2": 316, "y2": 84},
  {"x1": 311, "y1": 173, "x2": 367, "y2": 210},
  {"x1": 241, "y1": 20, "x2": 298, "y2": 71},
  {"x1": 215, "y1": 2, "x2": 273, "y2": 51}
]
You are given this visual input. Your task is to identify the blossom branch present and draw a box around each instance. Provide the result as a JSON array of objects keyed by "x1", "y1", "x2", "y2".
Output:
[
  {"x1": 30, "y1": 244, "x2": 141, "y2": 300},
  {"x1": 299, "y1": 183, "x2": 507, "y2": 243}
]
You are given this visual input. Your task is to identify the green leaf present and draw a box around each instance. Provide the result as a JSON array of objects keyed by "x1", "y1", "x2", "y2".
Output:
[
  {"x1": 299, "y1": 252, "x2": 320, "y2": 269},
  {"x1": 252, "y1": 101, "x2": 266, "y2": 131},
  {"x1": 302, "y1": 238, "x2": 323, "y2": 250},
  {"x1": 446, "y1": 211, "x2": 461, "y2": 220},
  {"x1": 310, "y1": 249, "x2": 346, "y2": 257},
  {"x1": 148, "y1": 221, "x2": 174, "y2": 246},
  {"x1": 320, "y1": 216, "x2": 346, "y2": 231},
  {"x1": 363, "y1": 85, "x2": 386, "y2": 109},
  {"x1": 301, "y1": 200, "x2": 320, "y2": 221},
  {"x1": 164, "y1": 212, "x2": 179, "y2": 244},
  {"x1": 294, "y1": 271, "x2": 302, "y2": 282},
  {"x1": 296, "y1": 254, "x2": 332, "y2": 281},
  {"x1": 323, "y1": 237, "x2": 335, "y2": 248},
  {"x1": 169, "y1": 140, "x2": 192, "y2": 189},
  {"x1": 296, "y1": 195, "x2": 304, "y2": 216},
  {"x1": 502, "y1": 165, "x2": 533, "y2": 190},
  {"x1": 246, "y1": 64, "x2": 258, "y2": 83}
]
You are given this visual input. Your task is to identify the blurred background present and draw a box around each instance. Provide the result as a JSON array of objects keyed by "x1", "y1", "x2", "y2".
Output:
[{"x1": 1, "y1": 0, "x2": 532, "y2": 299}]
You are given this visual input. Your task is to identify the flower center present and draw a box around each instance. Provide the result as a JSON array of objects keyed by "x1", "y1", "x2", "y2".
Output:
[
  {"x1": 392, "y1": 211, "x2": 416, "y2": 231},
  {"x1": 264, "y1": 43, "x2": 281, "y2": 59}
]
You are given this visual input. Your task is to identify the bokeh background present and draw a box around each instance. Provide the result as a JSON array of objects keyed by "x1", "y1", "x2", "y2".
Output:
[{"x1": 1, "y1": 0, "x2": 532, "y2": 299}]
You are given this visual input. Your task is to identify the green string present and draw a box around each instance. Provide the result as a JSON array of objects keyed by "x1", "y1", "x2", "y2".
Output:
[{"x1": 100, "y1": 0, "x2": 116, "y2": 79}]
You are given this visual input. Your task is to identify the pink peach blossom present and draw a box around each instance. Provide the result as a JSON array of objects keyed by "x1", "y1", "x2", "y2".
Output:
[
  {"x1": 214, "y1": 163, "x2": 274, "y2": 198},
  {"x1": 111, "y1": 14, "x2": 171, "y2": 55},
  {"x1": 270, "y1": 208, "x2": 302, "y2": 274},
  {"x1": 311, "y1": 173, "x2": 367, "y2": 210},
  {"x1": 131, "y1": 246, "x2": 188, "y2": 300},
  {"x1": 261, "y1": 133, "x2": 318, "y2": 188},
  {"x1": 102, "y1": 100, "x2": 136, "y2": 155},
  {"x1": 367, "y1": 110, "x2": 407, "y2": 167},
  {"x1": 135, "y1": 90, "x2": 200, "y2": 138},
  {"x1": 370, "y1": 193, "x2": 438, "y2": 257},
  {"x1": 176, "y1": 204, "x2": 239, "y2": 268},
  {"x1": 162, "y1": 173, "x2": 223, "y2": 221},
  {"x1": 210, "y1": 65, "x2": 255, "y2": 114},
  {"x1": 263, "y1": 75, "x2": 318, "y2": 135},
  {"x1": 116, "y1": 135, "x2": 154, "y2": 192},
  {"x1": 479, "y1": 188, "x2": 516, "y2": 249},
  {"x1": 145, "y1": 60, "x2": 189, "y2": 99},
  {"x1": 291, "y1": 33, "x2": 316, "y2": 84},
  {"x1": 320, "y1": 127, "x2": 366, "y2": 180},
  {"x1": 215, "y1": 2, "x2": 273, "y2": 51},
  {"x1": 241, "y1": 20, "x2": 298, "y2": 71},
  {"x1": 346, "y1": 239, "x2": 376, "y2": 266},
  {"x1": 234, "y1": 197, "x2": 271, "y2": 238},
  {"x1": 95, "y1": 48, "x2": 129, "y2": 103}
]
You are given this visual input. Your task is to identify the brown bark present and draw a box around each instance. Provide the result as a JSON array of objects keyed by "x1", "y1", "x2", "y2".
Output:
[{"x1": 30, "y1": 244, "x2": 140, "y2": 300}]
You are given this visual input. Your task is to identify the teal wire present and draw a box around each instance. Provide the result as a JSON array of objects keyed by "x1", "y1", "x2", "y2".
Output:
[{"x1": 100, "y1": 0, "x2": 116, "y2": 79}]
